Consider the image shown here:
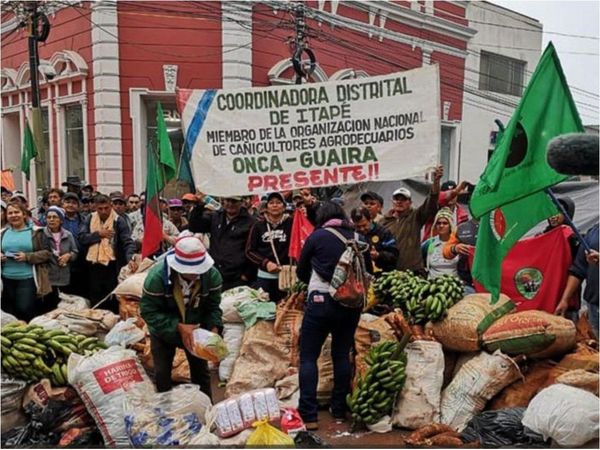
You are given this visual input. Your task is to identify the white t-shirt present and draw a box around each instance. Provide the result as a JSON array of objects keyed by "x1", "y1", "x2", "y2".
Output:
[{"x1": 426, "y1": 236, "x2": 458, "y2": 279}]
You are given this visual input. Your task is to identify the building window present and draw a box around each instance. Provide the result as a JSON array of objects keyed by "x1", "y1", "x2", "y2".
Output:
[
  {"x1": 35, "y1": 107, "x2": 51, "y2": 195},
  {"x1": 64, "y1": 104, "x2": 85, "y2": 180},
  {"x1": 479, "y1": 51, "x2": 525, "y2": 96},
  {"x1": 145, "y1": 101, "x2": 186, "y2": 198}
]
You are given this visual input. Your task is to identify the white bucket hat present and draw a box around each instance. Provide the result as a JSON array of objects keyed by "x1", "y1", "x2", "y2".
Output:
[{"x1": 166, "y1": 236, "x2": 214, "y2": 275}]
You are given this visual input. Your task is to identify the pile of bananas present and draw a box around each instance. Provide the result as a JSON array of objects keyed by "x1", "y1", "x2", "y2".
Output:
[
  {"x1": 405, "y1": 275, "x2": 464, "y2": 324},
  {"x1": 373, "y1": 271, "x2": 464, "y2": 324},
  {"x1": 1, "y1": 322, "x2": 107, "y2": 386},
  {"x1": 347, "y1": 338, "x2": 408, "y2": 426}
]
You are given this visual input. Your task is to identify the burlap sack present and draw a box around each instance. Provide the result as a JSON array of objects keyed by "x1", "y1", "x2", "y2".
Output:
[
  {"x1": 441, "y1": 351, "x2": 522, "y2": 432},
  {"x1": 427, "y1": 294, "x2": 514, "y2": 352},
  {"x1": 353, "y1": 313, "x2": 396, "y2": 386},
  {"x1": 541, "y1": 343, "x2": 599, "y2": 388},
  {"x1": 482, "y1": 310, "x2": 576, "y2": 359},
  {"x1": 273, "y1": 297, "x2": 304, "y2": 368},
  {"x1": 488, "y1": 360, "x2": 555, "y2": 410},
  {"x1": 225, "y1": 320, "x2": 290, "y2": 398},
  {"x1": 118, "y1": 295, "x2": 145, "y2": 329},
  {"x1": 137, "y1": 337, "x2": 191, "y2": 383},
  {"x1": 114, "y1": 272, "x2": 149, "y2": 298},
  {"x1": 316, "y1": 336, "x2": 333, "y2": 405},
  {"x1": 556, "y1": 369, "x2": 599, "y2": 395},
  {"x1": 38, "y1": 308, "x2": 119, "y2": 338}
]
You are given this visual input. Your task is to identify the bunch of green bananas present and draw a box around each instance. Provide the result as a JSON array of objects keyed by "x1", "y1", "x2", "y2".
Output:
[
  {"x1": 291, "y1": 281, "x2": 308, "y2": 293},
  {"x1": 372, "y1": 270, "x2": 414, "y2": 306},
  {"x1": 404, "y1": 274, "x2": 464, "y2": 324},
  {"x1": 347, "y1": 338, "x2": 408, "y2": 426},
  {"x1": 1, "y1": 322, "x2": 107, "y2": 386},
  {"x1": 373, "y1": 271, "x2": 464, "y2": 324}
]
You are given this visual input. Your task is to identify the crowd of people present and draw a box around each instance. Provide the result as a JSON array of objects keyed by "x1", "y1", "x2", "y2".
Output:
[{"x1": 1, "y1": 168, "x2": 598, "y2": 429}]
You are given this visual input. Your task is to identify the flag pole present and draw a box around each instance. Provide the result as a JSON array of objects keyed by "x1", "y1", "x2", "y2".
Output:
[{"x1": 545, "y1": 188, "x2": 591, "y2": 251}]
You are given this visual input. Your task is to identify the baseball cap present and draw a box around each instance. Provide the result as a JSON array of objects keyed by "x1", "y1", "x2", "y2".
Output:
[
  {"x1": 266, "y1": 192, "x2": 286, "y2": 204},
  {"x1": 10, "y1": 191, "x2": 27, "y2": 202},
  {"x1": 181, "y1": 193, "x2": 197, "y2": 202},
  {"x1": 63, "y1": 192, "x2": 80, "y2": 203},
  {"x1": 109, "y1": 191, "x2": 126, "y2": 203},
  {"x1": 441, "y1": 180, "x2": 457, "y2": 191},
  {"x1": 168, "y1": 198, "x2": 184, "y2": 208},
  {"x1": 392, "y1": 187, "x2": 411, "y2": 199},
  {"x1": 360, "y1": 191, "x2": 384, "y2": 205}
]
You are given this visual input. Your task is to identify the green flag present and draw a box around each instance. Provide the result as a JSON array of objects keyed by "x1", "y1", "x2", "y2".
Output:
[
  {"x1": 470, "y1": 42, "x2": 584, "y2": 219},
  {"x1": 177, "y1": 142, "x2": 195, "y2": 192},
  {"x1": 156, "y1": 102, "x2": 177, "y2": 184},
  {"x1": 472, "y1": 191, "x2": 558, "y2": 302},
  {"x1": 20, "y1": 121, "x2": 37, "y2": 181}
]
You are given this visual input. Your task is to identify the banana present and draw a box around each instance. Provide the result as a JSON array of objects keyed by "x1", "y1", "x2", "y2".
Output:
[
  {"x1": 52, "y1": 363, "x2": 66, "y2": 385},
  {"x1": 10, "y1": 348, "x2": 36, "y2": 360},
  {"x1": 60, "y1": 363, "x2": 69, "y2": 382}
]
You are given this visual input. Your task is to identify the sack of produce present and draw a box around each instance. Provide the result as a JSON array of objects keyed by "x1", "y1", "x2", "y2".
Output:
[
  {"x1": 67, "y1": 347, "x2": 153, "y2": 447},
  {"x1": 556, "y1": 369, "x2": 599, "y2": 395},
  {"x1": 123, "y1": 383, "x2": 211, "y2": 447},
  {"x1": 113, "y1": 272, "x2": 149, "y2": 298},
  {"x1": 225, "y1": 321, "x2": 290, "y2": 398},
  {"x1": 427, "y1": 293, "x2": 514, "y2": 352},
  {"x1": 482, "y1": 310, "x2": 576, "y2": 358},
  {"x1": 441, "y1": 350, "x2": 522, "y2": 432},
  {"x1": 221, "y1": 286, "x2": 268, "y2": 324},
  {"x1": 316, "y1": 336, "x2": 334, "y2": 405},
  {"x1": 1, "y1": 377, "x2": 28, "y2": 433},
  {"x1": 218, "y1": 323, "x2": 245, "y2": 382},
  {"x1": 522, "y1": 384, "x2": 599, "y2": 447},
  {"x1": 488, "y1": 360, "x2": 555, "y2": 410},
  {"x1": 392, "y1": 340, "x2": 444, "y2": 429},
  {"x1": 104, "y1": 318, "x2": 145, "y2": 347}
]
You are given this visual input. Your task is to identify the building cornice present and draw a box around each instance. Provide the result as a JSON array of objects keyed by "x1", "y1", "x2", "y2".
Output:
[{"x1": 356, "y1": 1, "x2": 477, "y2": 42}]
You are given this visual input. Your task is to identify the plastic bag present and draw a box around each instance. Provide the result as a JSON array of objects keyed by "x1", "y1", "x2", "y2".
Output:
[
  {"x1": 522, "y1": 384, "x2": 600, "y2": 447},
  {"x1": 57, "y1": 292, "x2": 90, "y2": 311},
  {"x1": 218, "y1": 323, "x2": 245, "y2": 381},
  {"x1": 0, "y1": 310, "x2": 18, "y2": 327},
  {"x1": 123, "y1": 383, "x2": 212, "y2": 446},
  {"x1": 366, "y1": 415, "x2": 393, "y2": 434},
  {"x1": 461, "y1": 408, "x2": 547, "y2": 447},
  {"x1": 294, "y1": 431, "x2": 329, "y2": 448},
  {"x1": 246, "y1": 419, "x2": 295, "y2": 447},
  {"x1": 104, "y1": 318, "x2": 145, "y2": 347},
  {"x1": 190, "y1": 328, "x2": 229, "y2": 362}
]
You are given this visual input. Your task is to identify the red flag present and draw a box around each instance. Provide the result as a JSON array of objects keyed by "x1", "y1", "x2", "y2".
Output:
[
  {"x1": 472, "y1": 226, "x2": 574, "y2": 313},
  {"x1": 288, "y1": 210, "x2": 314, "y2": 260}
]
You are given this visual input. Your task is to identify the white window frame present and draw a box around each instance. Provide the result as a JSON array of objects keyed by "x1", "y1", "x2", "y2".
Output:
[{"x1": 56, "y1": 91, "x2": 88, "y2": 184}]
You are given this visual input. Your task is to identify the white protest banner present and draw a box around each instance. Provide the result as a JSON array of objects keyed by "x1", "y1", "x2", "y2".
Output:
[{"x1": 177, "y1": 65, "x2": 440, "y2": 196}]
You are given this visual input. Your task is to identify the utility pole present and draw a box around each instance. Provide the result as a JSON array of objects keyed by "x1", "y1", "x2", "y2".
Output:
[
  {"x1": 290, "y1": 2, "x2": 315, "y2": 84},
  {"x1": 26, "y1": 0, "x2": 50, "y2": 191}
]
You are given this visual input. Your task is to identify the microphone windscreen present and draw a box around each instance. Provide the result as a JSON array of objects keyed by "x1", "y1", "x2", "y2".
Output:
[{"x1": 547, "y1": 133, "x2": 599, "y2": 176}]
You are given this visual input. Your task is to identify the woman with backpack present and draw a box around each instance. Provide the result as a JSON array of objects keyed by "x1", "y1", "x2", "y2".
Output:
[{"x1": 296, "y1": 202, "x2": 372, "y2": 430}]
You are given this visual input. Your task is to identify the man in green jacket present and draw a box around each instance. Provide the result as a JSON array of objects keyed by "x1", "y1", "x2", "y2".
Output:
[
  {"x1": 382, "y1": 166, "x2": 444, "y2": 274},
  {"x1": 140, "y1": 236, "x2": 223, "y2": 398}
]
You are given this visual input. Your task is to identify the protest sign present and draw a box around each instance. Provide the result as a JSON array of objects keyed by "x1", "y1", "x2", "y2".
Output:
[{"x1": 177, "y1": 65, "x2": 440, "y2": 196}]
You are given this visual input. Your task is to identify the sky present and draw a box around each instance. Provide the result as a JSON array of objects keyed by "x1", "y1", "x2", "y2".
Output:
[{"x1": 492, "y1": 0, "x2": 599, "y2": 125}]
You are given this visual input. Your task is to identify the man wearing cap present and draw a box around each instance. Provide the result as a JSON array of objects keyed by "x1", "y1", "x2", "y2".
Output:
[
  {"x1": 79, "y1": 194, "x2": 135, "y2": 310},
  {"x1": 189, "y1": 194, "x2": 256, "y2": 291},
  {"x1": 382, "y1": 166, "x2": 443, "y2": 274},
  {"x1": 168, "y1": 199, "x2": 188, "y2": 232},
  {"x1": 181, "y1": 193, "x2": 198, "y2": 218},
  {"x1": 140, "y1": 236, "x2": 223, "y2": 396},
  {"x1": 62, "y1": 176, "x2": 84, "y2": 195},
  {"x1": 109, "y1": 191, "x2": 132, "y2": 231},
  {"x1": 61, "y1": 192, "x2": 88, "y2": 297},
  {"x1": 360, "y1": 191, "x2": 385, "y2": 224}
]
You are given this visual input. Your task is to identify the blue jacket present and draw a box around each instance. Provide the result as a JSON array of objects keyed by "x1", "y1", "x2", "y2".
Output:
[
  {"x1": 569, "y1": 224, "x2": 599, "y2": 306},
  {"x1": 297, "y1": 224, "x2": 371, "y2": 284}
]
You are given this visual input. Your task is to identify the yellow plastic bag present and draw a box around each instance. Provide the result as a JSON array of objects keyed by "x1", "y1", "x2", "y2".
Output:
[
  {"x1": 246, "y1": 419, "x2": 295, "y2": 447},
  {"x1": 363, "y1": 284, "x2": 379, "y2": 312}
]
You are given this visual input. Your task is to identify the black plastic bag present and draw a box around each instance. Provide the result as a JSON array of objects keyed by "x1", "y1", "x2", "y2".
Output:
[
  {"x1": 1, "y1": 400, "x2": 75, "y2": 448},
  {"x1": 461, "y1": 407, "x2": 549, "y2": 448},
  {"x1": 294, "y1": 431, "x2": 330, "y2": 448}
]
